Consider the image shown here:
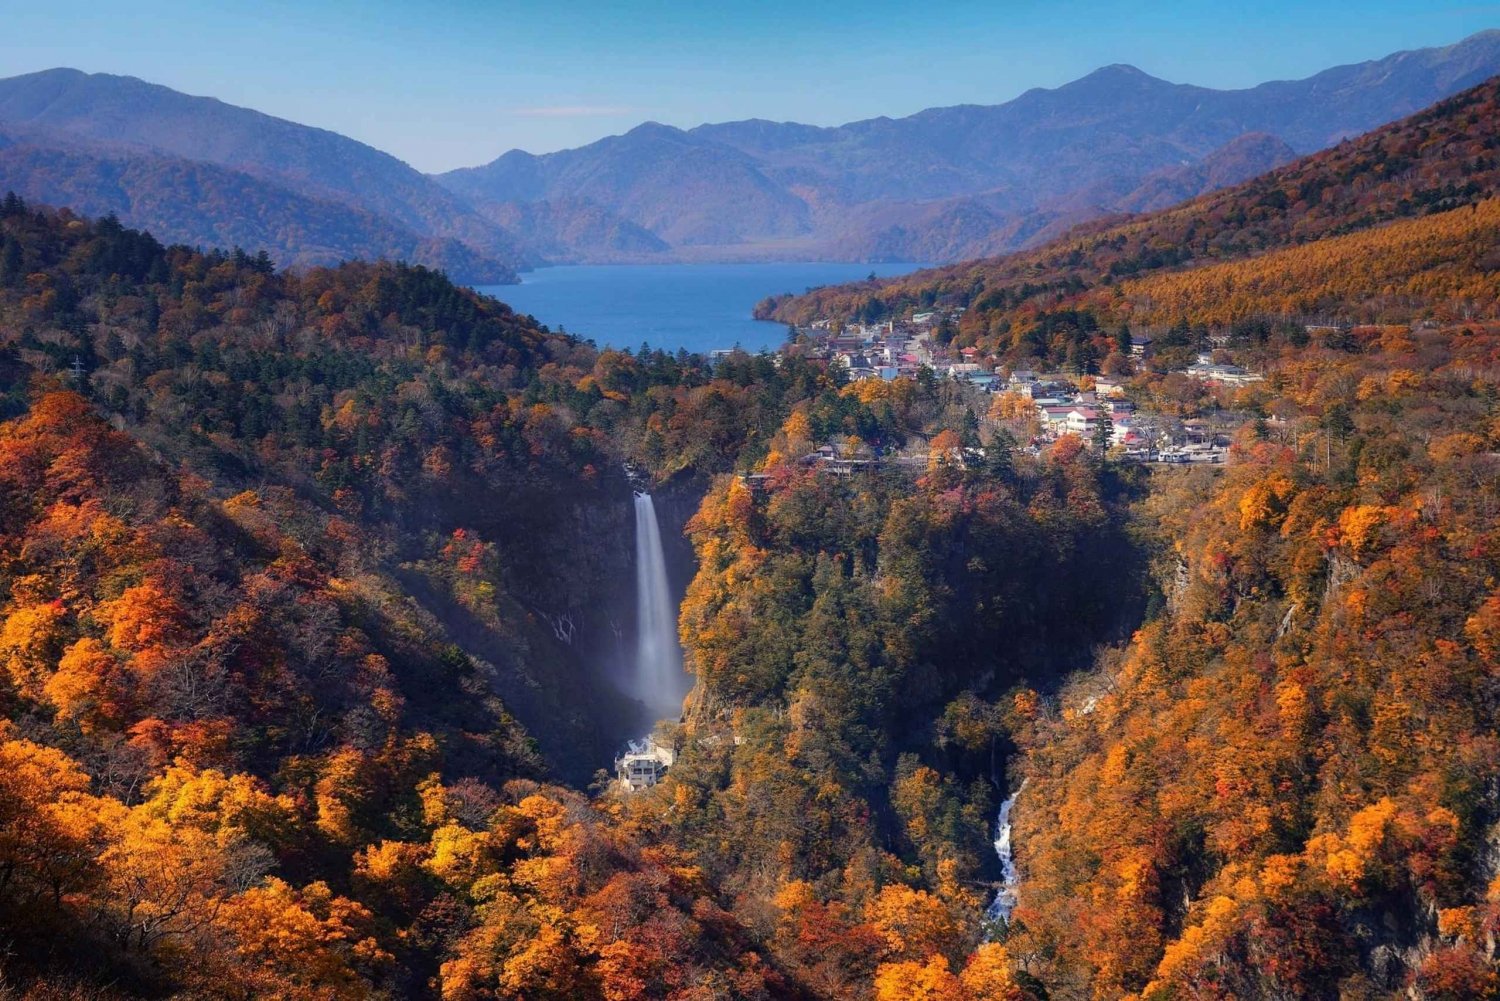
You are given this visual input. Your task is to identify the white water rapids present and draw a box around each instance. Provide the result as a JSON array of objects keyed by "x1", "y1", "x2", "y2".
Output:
[{"x1": 985, "y1": 779, "x2": 1027, "y2": 923}]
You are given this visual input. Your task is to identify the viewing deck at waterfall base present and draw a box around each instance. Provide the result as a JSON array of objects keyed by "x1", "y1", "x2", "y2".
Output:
[{"x1": 615, "y1": 738, "x2": 676, "y2": 791}]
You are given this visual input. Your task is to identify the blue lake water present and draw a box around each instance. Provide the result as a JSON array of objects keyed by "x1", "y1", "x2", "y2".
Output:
[{"x1": 473, "y1": 261, "x2": 926, "y2": 354}]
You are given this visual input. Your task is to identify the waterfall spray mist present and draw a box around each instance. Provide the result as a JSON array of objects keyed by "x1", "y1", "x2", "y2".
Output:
[{"x1": 633, "y1": 492, "x2": 685, "y2": 719}]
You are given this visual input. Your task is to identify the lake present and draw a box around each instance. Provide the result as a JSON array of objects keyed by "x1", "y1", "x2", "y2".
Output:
[{"x1": 473, "y1": 261, "x2": 927, "y2": 355}]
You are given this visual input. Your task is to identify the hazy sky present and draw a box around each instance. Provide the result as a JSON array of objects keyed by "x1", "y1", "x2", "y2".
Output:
[{"x1": 1, "y1": 1, "x2": 1495, "y2": 172}]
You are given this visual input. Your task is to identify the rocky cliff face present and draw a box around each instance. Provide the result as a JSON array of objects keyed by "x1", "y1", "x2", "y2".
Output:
[{"x1": 485, "y1": 473, "x2": 706, "y2": 781}]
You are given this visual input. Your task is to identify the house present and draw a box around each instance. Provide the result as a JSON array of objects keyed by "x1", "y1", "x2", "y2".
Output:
[
  {"x1": 1038, "y1": 405, "x2": 1075, "y2": 430},
  {"x1": 1030, "y1": 382, "x2": 1074, "y2": 405},
  {"x1": 1066, "y1": 408, "x2": 1101, "y2": 435},
  {"x1": 615, "y1": 738, "x2": 675, "y2": 791},
  {"x1": 1130, "y1": 333, "x2": 1153, "y2": 357},
  {"x1": 1093, "y1": 376, "x2": 1126, "y2": 398},
  {"x1": 944, "y1": 368, "x2": 999, "y2": 390}
]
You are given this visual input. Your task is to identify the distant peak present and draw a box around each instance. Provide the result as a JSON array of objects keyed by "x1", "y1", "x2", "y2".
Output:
[
  {"x1": 1023, "y1": 62, "x2": 1173, "y2": 100},
  {"x1": 10, "y1": 67, "x2": 142, "y2": 87},
  {"x1": 21, "y1": 67, "x2": 87, "y2": 79},
  {"x1": 1082, "y1": 63, "x2": 1158, "y2": 83},
  {"x1": 625, "y1": 121, "x2": 684, "y2": 138}
]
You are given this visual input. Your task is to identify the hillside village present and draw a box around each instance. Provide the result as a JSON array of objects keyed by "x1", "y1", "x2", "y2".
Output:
[{"x1": 782, "y1": 310, "x2": 1271, "y2": 467}]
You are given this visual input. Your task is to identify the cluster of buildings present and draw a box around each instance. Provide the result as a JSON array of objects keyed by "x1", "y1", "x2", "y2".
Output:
[
  {"x1": 614, "y1": 737, "x2": 675, "y2": 792},
  {"x1": 1005, "y1": 369, "x2": 1239, "y2": 462},
  {"x1": 793, "y1": 317, "x2": 1261, "y2": 464},
  {"x1": 807, "y1": 313, "x2": 1003, "y2": 389},
  {"x1": 808, "y1": 317, "x2": 1261, "y2": 395},
  {"x1": 1009, "y1": 370, "x2": 1141, "y2": 449}
]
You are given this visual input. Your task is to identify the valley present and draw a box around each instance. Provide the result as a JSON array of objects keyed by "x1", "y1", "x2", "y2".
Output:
[{"x1": 0, "y1": 17, "x2": 1499, "y2": 1001}]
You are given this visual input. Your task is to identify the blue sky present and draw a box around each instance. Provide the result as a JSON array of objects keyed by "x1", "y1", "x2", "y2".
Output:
[{"x1": 0, "y1": 1, "x2": 1494, "y2": 172}]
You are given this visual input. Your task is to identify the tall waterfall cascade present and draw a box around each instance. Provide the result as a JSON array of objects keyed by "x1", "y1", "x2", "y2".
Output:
[
  {"x1": 986, "y1": 779, "x2": 1028, "y2": 924},
  {"x1": 632, "y1": 491, "x2": 685, "y2": 719}
]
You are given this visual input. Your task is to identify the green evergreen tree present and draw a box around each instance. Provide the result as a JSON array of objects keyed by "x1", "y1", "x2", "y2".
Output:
[
  {"x1": 960, "y1": 410, "x2": 981, "y2": 449},
  {"x1": 1091, "y1": 410, "x2": 1114, "y2": 453},
  {"x1": 986, "y1": 430, "x2": 1015, "y2": 479}
]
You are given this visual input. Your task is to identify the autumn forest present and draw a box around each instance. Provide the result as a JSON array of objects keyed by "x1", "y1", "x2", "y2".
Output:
[{"x1": 0, "y1": 44, "x2": 1499, "y2": 1001}]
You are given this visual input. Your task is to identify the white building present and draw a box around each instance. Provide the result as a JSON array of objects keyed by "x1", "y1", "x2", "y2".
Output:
[
  {"x1": 1066, "y1": 408, "x2": 1101, "y2": 435},
  {"x1": 615, "y1": 738, "x2": 675, "y2": 791},
  {"x1": 1182, "y1": 357, "x2": 1265, "y2": 387}
]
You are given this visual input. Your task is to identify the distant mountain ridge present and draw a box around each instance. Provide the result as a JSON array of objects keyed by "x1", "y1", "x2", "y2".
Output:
[
  {"x1": 0, "y1": 119, "x2": 515, "y2": 279},
  {"x1": 0, "y1": 31, "x2": 1497, "y2": 274},
  {"x1": 759, "y1": 72, "x2": 1500, "y2": 333},
  {"x1": 439, "y1": 29, "x2": 1500, "y2": 262},
  {"x1": 0, "y1": 68, "x2": 526, "y2": 281}
]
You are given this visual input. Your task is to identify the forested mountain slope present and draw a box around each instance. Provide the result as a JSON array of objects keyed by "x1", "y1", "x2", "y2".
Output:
[
  {"x1": 0, "y1": 192, "x2": 1145, "y2": 998},
  {"x1": 0, "y1": 121, "x2": 514, "y2": 279},
  {"x1": 0, "y1": 193, "x2": 780, "y2": 787},
  {"x1": 749, "y1": 88, "x2": 1500, "y2": 991},
  {"x1": 998, "y1": 323, "x2": 1500, "y2": 998},
  {"x1": 0, "y1": 68, "x2": 527, "y2": 280},
  {"x1": 762, "y1": 74, "x2": 1500, "y2": 358}
]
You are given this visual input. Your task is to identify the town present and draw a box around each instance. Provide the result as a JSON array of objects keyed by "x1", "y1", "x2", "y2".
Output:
[{"x1": 759, "y1": 309, "x2": 1272, "y2": 468}]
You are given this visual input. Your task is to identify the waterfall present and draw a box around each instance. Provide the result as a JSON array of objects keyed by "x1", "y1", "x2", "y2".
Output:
[
  {"x1": 985, "y1": 779, "x2": 1028, "y2": 923},
  {"x1": 632, "y1": 492, "x2": 685, "y2": 718}
]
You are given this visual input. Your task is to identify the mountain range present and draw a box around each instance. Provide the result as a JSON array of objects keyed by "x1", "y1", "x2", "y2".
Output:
[
  {"x1": 761, "y1": 71, "x2": 1500, "y2": 337},
  {"x1": 0, "y1": 68, "x2": 527, "y2": 281},
  {"x1": 0, "y1": 30, "x2": 1497, "y2": 276},
  {"x1": 440, "y1": 29, "x2": 1500, "y2": 263}
]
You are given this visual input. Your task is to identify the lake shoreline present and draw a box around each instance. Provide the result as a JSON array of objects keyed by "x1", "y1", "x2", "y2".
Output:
[{"x1": 475, "y1": 260, "x2": 927, "y2": 355}]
